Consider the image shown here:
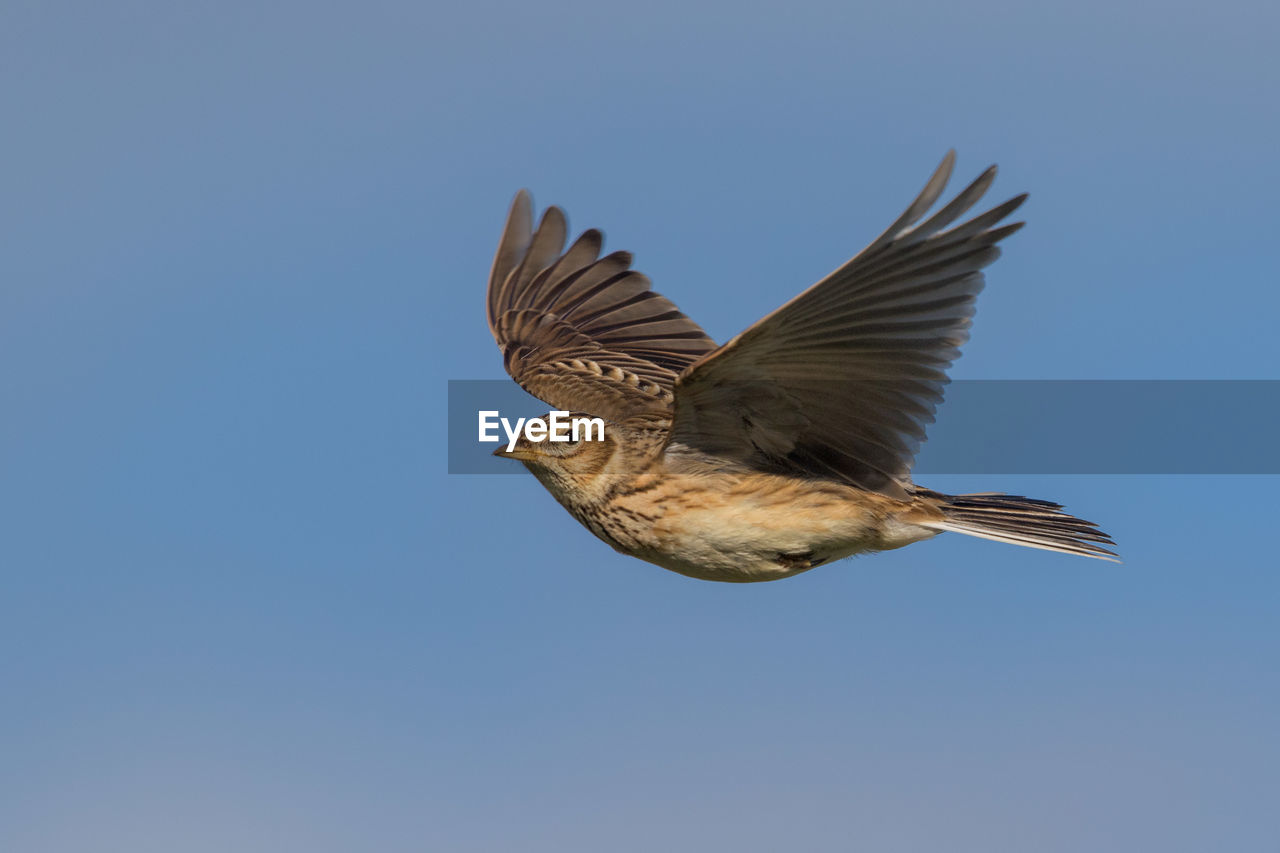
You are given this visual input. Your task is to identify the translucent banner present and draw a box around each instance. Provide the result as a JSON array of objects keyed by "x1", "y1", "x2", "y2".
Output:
[{"x1": 447, "y1": 380, "x2": 1280, "y2": 475}]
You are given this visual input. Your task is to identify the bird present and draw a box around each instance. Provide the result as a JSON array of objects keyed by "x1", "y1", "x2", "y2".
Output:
[{"x1": 485, "y1": 152, "x2": 1117, "y2": 582}]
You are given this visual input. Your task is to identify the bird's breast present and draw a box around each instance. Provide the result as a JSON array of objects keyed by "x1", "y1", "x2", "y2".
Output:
[{"x1": 593, "y1": 470, "x2": 919, "y2": 582}]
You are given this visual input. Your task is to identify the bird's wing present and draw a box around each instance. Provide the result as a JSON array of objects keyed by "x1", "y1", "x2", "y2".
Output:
[
  {"x1": 487, "y1": 191, "x2": 719, "y2": 421},
  {"x1": 666, "y1": 152, "x2": 1027, "y2": 499}
]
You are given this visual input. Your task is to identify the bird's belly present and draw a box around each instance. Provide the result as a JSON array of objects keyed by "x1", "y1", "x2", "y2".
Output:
[{"x1": 623, "y1": 488, "x2": 931, "y2": 583}]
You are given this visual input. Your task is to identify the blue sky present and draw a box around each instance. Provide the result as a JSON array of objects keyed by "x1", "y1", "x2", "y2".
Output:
[{"x1": 2, "y1": 1, "x2": 1277, "y2": 850}]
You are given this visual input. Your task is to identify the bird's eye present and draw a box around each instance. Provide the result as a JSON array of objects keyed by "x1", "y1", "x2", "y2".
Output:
[{"x1": 554, "y1": 434, "x2": 585, "y2": 453}]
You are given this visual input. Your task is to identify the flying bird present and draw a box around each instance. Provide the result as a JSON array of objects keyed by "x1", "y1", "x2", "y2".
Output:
[{"x1": 486, "y1": 152, "x2": 1116, "y2": 581}]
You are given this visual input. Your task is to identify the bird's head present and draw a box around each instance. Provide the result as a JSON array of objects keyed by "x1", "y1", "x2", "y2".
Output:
[{"x1": 492, "y1": 412, "x2": 620, "y2": 504}]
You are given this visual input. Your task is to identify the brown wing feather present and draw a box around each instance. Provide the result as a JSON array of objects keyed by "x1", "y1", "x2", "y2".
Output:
[
  {"x1": 667, "y1": 152, "x2": 1027, "y2": 499},
  {"x1": 487, "y1": 191, "x2": 718, "y2": 421}
]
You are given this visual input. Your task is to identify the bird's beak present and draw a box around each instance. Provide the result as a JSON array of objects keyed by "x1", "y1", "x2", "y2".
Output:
[{"x1": 493, "y1": 446, "x2": 539, "y2": 462}]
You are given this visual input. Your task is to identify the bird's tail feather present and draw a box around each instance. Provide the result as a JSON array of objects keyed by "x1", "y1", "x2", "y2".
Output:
[{"x1": 919, "y1": 491, "x2": 1119, "y2": 561}]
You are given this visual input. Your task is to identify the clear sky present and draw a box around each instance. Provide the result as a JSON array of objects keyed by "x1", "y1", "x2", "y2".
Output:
[{"x1": 2, "y1": 1, "x2": 1277, "y2": 851}]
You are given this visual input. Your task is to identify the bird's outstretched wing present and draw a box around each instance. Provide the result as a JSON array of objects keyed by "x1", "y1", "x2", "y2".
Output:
[
  {"x1": 487, "y1": 191, "x2": 718, "y2": 421},
  {"x1": 666, "y1": 152, "x2": 1027, "y2": 499}
]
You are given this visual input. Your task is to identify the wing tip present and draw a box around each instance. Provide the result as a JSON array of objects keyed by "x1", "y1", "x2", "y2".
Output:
[
  {"x1": 925, "y1": 150, "x2": 956, "y2": 199},
  {"x1": 536, "y1": 203, "x2": 567, "y2": 233}
]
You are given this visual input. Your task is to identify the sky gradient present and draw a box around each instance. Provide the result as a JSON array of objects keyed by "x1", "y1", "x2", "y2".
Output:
[{"x1": 2, "y1": 1, "x2": 1277, "y2": 850}]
